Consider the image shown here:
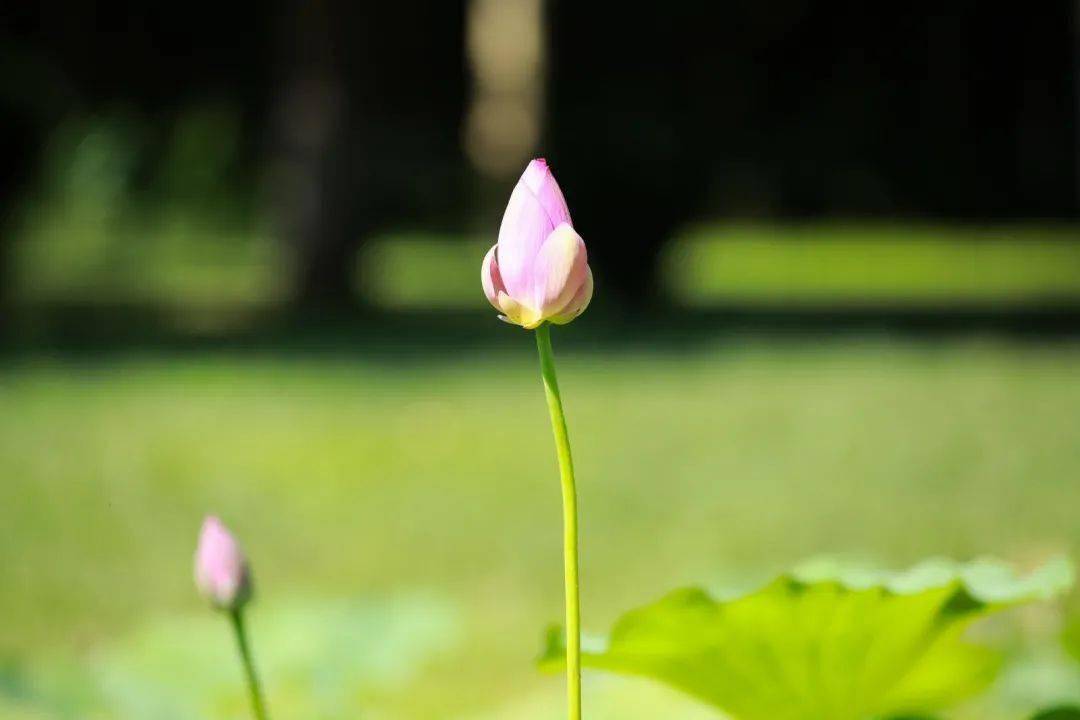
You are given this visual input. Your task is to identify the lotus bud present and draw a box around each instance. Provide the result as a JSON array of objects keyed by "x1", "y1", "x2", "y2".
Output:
[
  {"x1": 194, "y1": 516, "x2": 252, "y2": 611},
  {"x1": 482, "y1": 159, "x2": 593, "y2": 328}
]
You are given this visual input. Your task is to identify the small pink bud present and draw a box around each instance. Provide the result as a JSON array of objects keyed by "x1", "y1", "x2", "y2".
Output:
[
  {"x1": 194, "y1": 516, "x2": 252, "y2": 611},
  {"x1": 481, "y1": 159, "x2": 593, "y2": 328}
]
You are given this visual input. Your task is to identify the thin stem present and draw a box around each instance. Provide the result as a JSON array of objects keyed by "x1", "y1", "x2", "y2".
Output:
[
  {"x1": 535, "y1": 323, "x2": 582, "y2": 720},
  {"x1": 229, "y1": 608, "x2": 270, "y2": 720}
]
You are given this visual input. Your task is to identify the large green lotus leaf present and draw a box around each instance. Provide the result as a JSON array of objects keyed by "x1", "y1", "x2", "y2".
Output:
[{"x1": 541, "y1": 557, "x2": 1072, "y2": 720}]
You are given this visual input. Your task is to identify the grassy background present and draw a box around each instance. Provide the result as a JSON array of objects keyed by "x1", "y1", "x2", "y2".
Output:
[
  {"x1": 361, "y1": 224, "x2": 1080, "y2": 310},
  {"x1": 2, "y1": 335, "x2": 1079, "y2": 718},
  {"x1": 666, "y1": 224, "x2": 1080, "y2": 306}
]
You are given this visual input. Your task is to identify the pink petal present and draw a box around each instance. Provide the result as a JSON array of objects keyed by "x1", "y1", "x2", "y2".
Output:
[
  {"x1": 548, "y1": 266, "x2": 593, "y2": 325},
  {"x1": 530, "y1": 224, "x2": 588, "y2": 318},
  {"x1": 481, "y1": 244, "x2": 506, "y2": 310},
  {"x1": 496, "y1": 159, "x2": 573, "y2": 301},
  {"x1": 522, "y1": 159, "x2": 572, "y2": 229}
]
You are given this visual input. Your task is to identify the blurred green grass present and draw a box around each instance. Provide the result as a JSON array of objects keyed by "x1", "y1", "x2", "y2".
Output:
[
  {"x1": 361, "y1": 224, "x2": 1080, "y2": 309},
  {"x1": 1, "y1": 337, "x2": 1079, "y2": 717},
  {"x1": 665, "y1": 224, "x2": 1080, "y2": 306}
]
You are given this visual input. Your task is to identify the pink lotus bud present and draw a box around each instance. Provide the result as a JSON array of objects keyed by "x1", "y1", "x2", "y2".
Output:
[
  {"x1": 194, "y1": 516, "x2": 252, "y2": 611},
  {"x1": 482, "y1": 159, "x2": 593, "y2": 328}
]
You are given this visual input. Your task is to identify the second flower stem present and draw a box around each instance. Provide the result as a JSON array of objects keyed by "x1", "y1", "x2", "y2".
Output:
[
  {"x1": 535, "y1": 323, "x2": 582, "y2": 720},
  {"x1": 229, "y1": 608, "x2": 270, "y2": 720}
]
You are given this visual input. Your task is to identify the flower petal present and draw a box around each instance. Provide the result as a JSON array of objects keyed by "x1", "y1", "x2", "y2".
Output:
[
  {"x1": 496, "y1": 159, "x2": 572, "y2": 301},
  {"x1": 522, "y1": 158, "x2": 572, "y2": 229},
  {"x1": 530, "y1": 223, "x2": 588, "y2": 318},
  {"x1": 496, "y1": 291, "x2": 541, "y2": 328},
  {"x1": 481, "y1": 244, "x2": 506, "y2": 310},
  {"x1": 549, "y1": 266, "x2": 593, "y2": 325}
]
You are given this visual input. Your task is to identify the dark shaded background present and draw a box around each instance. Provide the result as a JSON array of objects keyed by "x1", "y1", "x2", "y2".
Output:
[{"x1": 0, "y1": 0, "x2": 1078, "y2": 332}]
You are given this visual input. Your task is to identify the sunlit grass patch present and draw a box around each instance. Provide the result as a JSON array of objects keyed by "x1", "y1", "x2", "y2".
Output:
[
  {"x1": 664, "y1": 223, "x2": 1080, "y2": 307},
  {"x1": 359, "y1": 224, "x2": 1080, "y2": 310},
  {"x1": 357, "y1": 234, "x2": 491, "y2": 309}
]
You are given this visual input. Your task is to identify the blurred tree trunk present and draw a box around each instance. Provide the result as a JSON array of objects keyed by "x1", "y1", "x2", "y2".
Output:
[
  {"x1": 270, "y1": 0, "x2": 469, "y2": 311},
  {"x1": 270, "y1": 0, "x2": 352, "y2": 308}
]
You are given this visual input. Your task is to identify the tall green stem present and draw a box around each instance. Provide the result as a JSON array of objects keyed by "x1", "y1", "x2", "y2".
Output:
[
  {"x1": 535, "y1": 323, "x2": 582, "y2": 720},
  {"x1": 229, "y1": 608, "x2": 269, "y2": 720}
]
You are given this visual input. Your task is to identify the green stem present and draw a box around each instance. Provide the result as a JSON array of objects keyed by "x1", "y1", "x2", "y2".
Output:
[
  {"x1": 229, "y1": 608, "x2": 270, "y2": 720},
  {"x1": 535, "y1": 323, "x2": 582, "y2": 720}
]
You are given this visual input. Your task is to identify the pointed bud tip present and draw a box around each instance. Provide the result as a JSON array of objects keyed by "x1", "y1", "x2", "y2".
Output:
[
  {"x1": 201, "y1": 514, "x2": 224, "y2": 533},
  {"x1": 521, "y1": 157, "x2": 556, "y2": 195}
]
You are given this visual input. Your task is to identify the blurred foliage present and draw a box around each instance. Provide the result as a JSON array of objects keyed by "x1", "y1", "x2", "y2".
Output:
[
  {"x1": 0, "y1": 594, "x2": 458, "y2": 719},
  {"x1": 1031, "y1": 707, "x2": 1080, "y2": 720},
  {"x1": 987, "y1": 651, "x2": 1080, "y2": 718},
  {"x1": 359, "y1": 235, "x2": 491, "y2": 309},
  {"x1": 540, "y1": 557, "x2": 1073, "y2": 720},
  {"x1": 1065, "y1": 615, "x2": 1080, "y2": 665},
  {"x1": 8, "y1": 109, "x2": 282, "y2": 307}
]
